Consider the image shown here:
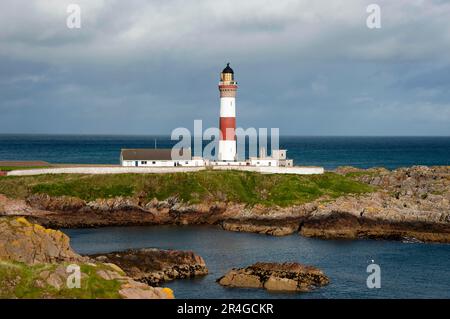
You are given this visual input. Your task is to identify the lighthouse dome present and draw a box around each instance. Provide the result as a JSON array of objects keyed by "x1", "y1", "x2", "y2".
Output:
[{"x1": 222, "y1": 63, "x2": 234, "y2": 74}]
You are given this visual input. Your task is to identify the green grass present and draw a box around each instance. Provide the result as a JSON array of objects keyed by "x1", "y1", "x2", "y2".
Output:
[
  {"x1": 0, "y1": 170, "x2": 375, "y2": 206},
  {"x1": 0, "y1": 261, "x2": 122, "y2": 299}
]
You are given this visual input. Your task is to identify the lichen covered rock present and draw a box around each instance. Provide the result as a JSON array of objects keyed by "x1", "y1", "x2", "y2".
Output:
[{"x1": 0, "y1": 217, "x2": 83, "y2": 264}]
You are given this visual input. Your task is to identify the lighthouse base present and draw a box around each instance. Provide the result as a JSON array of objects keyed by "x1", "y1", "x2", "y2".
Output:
[{"x1": 218, "y1": 140, "x2": 237, "y2": 161}]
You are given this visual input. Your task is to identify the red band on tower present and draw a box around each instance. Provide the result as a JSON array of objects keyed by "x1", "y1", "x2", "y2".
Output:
[{"x1": 219, "y1": 117, "x2": 236, "y2": 140}]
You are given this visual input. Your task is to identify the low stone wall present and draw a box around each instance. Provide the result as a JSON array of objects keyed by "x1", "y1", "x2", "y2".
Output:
[
  {"x1": 213, "y1": 166, "x2": 324, "y2": 175},
  {"x1": 6, "y1": 165, "x2": 324, "y2": 176},
  {"x1": 6, "y1": 166, "x2": 206, "y2": 176}
]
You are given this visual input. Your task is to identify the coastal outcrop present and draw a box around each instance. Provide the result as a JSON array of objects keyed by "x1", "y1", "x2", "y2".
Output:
[
  {"x1": 91, "y1": 248, "x2": 208, "y2": 286},
  {"x1": 0, "y1": 217, "x2": 174, "y2": 299},
  {"x1": 217, "y1": 262, "x2": 329, "y2": 292},
  {"x1": 1, "y1": 166, "x2": 449, "y2": 243},
  {"x1": 303, "y1": 165, "x2": 450, "y2": 242}
]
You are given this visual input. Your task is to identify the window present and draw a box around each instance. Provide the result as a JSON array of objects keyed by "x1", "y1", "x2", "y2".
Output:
[
  {"x1": 152, "y1": 161, "x2": 156, "y2": 164},
  {"x1": 141, "y1": 161, "x2": 147, "y2": 165},
  {"x1": 269, "y1": 162, "x2": 271, "y2": 166},
  {"x1": 185, "y1": 161, "x2": 188, "y2": 164}
]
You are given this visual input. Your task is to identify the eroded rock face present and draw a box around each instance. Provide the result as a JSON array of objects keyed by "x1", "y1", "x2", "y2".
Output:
[
  {"x1": 90, "y1": 248, "x2": 208, "y2": 286},
  {"x1": 302, "y1": 166, "x2": 450, "y2": 242},
  {"x1": 26, "y1": 194, "x2": 86, "y2": 212},
  {"x1": 218, "y1": 262, "x2": 329, "y2": 292}
]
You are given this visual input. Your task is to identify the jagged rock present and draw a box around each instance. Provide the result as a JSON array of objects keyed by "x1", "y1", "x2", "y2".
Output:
[
  {"x1": 90, "y1": 248, "x2": 208, "y2": 286},
  {"x1": 26, "y1": 194, "x2": 86, "y2": 212},
  {"x1": 218, "y1": 262, "x2": 329, "y2": 292},
  {"x1": 0, "y1": 217, "x2": 84, "y2": 264},
  {"x1": 301, "y1": 167, "x2": 450, "y2": 242},
  {"x1": 87, "y1": 197, "x2": 143, "y2": 212}
]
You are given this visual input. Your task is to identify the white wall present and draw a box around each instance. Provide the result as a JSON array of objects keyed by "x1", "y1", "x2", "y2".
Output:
[
  {"x1": 7, "y1": 165, "x2": 324, "y2": 176},
  {"x1": 122, "y1": 160, "x2": 205, "y2": 167},
  {"x1": 213, "y1": 166, "x2": 324, "y2": 175},
  {"x1": 272, "y1": 150, "x2": 287, "y2": 160},
  {"x1": 212, "y1": 161, "x2": 248, "y2": 166},
  {"x1": 7, "y1": 167, "x2": 206, "y2": 176},
  {"x1": 249, "y1": 159, "x2": 278, "y2": 167}
]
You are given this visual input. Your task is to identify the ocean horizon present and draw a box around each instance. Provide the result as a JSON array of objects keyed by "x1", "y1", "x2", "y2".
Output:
[{"x1": 1, "y1": 135, "x2": 449, "y2": 170}]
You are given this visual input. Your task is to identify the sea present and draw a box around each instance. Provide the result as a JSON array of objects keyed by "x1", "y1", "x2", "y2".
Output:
[
  {"x1": 2, "y1": 135, "x2": 450, "y2": 298},
  {"x1": 0, "y1": 135, "x2": 449, "y2": 169},
  {"x1": 64, "y1": 225, "x2": 450, "y2": 299}
]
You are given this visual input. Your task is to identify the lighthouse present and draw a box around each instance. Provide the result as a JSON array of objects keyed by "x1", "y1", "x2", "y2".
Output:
[{"x1": 218, "y1": 63, "x2": 238, "y2": 161}]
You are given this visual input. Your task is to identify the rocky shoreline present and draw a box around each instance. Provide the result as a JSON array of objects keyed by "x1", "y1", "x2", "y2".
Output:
[
  {"x1": 1, "y1": 165, "x2": 449, "y2": 243},
  {"x1": 0, "y1": 216, "x2": 331, "y2": 298}
]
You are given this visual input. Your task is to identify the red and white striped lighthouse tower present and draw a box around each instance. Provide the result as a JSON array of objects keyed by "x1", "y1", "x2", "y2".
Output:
[{"x1": 218, "y1": 63, "x2": 237, "y2": 161}]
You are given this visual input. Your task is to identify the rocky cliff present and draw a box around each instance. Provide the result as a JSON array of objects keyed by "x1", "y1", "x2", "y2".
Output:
[{"x1": 303, "y1": 165, "x2": 450, "y2": 242}]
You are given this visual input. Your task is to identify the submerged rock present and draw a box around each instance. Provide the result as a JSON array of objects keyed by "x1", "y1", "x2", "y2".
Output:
[
  {"x1": 218, "y1": 262, "x2": 329, "y2": 292},
  {"x1": 90, "y1": 248, "x2": 208, "y2": 286}
]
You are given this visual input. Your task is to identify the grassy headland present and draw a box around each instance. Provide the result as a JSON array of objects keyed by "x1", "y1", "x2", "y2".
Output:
[
  {"x1": 0, "y1": 260, "x2": 123, "y2": 299},
  {"x1": 0, "y1": 170, "x2": 374, "y2": 206}
]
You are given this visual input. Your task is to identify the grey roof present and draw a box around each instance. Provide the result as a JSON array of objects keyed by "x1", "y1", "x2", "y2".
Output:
[{"x1": 121, "y1": 148, "x2": 191, "y2": 161}]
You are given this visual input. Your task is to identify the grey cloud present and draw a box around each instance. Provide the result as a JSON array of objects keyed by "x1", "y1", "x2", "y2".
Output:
[{"x1": 0, "y1": 0, "x2": 449, "y2": 135}]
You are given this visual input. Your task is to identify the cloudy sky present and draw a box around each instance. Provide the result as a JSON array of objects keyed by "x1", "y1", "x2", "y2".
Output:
[{"x1": 1, "y1": 0, "x2": 449, "y2": 135}]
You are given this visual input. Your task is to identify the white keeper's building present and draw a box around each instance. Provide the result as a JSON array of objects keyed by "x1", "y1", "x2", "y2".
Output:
[{"x1": 120, "y1": 148, "x2": 206, "y2": 167}]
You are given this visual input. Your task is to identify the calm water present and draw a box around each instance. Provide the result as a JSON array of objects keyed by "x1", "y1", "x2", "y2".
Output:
[
  {"x1": 64, "y1": 226, "x2": 450, "y2": 299},
  {"x1": 1, "y1": 135, "x2": 450, "y2": 169}
]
